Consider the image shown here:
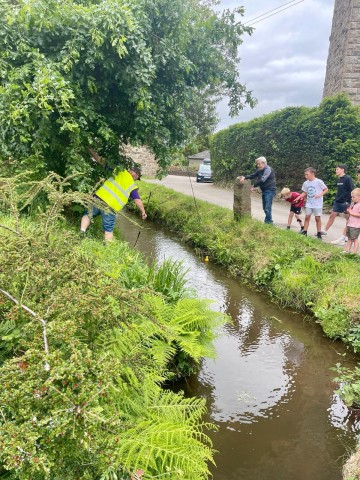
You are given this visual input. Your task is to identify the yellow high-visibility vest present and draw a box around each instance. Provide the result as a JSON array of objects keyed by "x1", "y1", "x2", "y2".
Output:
[{"x1": 95, "y1": 170, "x2": 138, "y2": 212}]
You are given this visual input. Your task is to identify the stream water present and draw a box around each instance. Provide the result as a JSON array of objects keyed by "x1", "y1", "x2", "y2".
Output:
[{"x1": 118, "y1": 214, "x2": 359, "y2": 480}]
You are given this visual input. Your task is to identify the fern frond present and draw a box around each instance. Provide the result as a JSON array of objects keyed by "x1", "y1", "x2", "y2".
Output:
[
  {"x1": 117, "y1": 417, "x2": 214, "y2": 479},
  {"x1": 145, "y1": 295, "x2": 228, "y2": 361}
]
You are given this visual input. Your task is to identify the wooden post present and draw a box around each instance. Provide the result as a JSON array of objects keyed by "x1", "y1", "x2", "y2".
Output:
[{"x1": 233, "y1": 177, "x2": 251, "y2": 221}]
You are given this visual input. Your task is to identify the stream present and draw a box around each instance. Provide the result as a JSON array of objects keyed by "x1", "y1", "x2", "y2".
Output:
[{"x1": 118, "y1": 214, "x2": 359, "y2": 480}]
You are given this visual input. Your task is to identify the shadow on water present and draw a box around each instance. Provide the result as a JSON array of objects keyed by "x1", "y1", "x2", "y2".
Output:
[{"x1": 117, "y1": 213, "x2": 360, "y2": 480}]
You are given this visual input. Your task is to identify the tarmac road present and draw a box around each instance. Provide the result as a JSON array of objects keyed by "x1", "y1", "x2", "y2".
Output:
[{"x1": 145, "y1": 175, "x2": 347, "y2": 246}]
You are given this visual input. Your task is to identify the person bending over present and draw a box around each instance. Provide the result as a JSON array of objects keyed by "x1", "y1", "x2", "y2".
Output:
[
  {"x1": 280, "y1": 187, "x2": 304, "y2": 232},
  {"x1": 80, "y1": 149, "x2": 147, "y2": 242}
]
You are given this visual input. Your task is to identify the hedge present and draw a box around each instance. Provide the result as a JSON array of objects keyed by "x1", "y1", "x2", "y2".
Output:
[{"x1": 211, "y1": 93, "x2": 360, "y2": 194}]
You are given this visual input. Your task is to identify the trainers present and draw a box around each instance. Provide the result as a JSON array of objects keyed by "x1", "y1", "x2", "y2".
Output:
[
  {"x1": 316, "y1": 233, "x2": 322, "y2": 240},
  {"x1": 301, "y1": 230, "x2": 307, "y2": 236},
  {"x1": 340, "y1": 250, "x2": 349, "y2": 254},
  {"x1": 286, "y1": 226, "x2": 291, "y2": 230},
  {"x1": 331, "y1": 237, "x2": 347, "y2": 246},
  {"x1": 314, "y1": 231, "x2": 327, "y2": 236}
]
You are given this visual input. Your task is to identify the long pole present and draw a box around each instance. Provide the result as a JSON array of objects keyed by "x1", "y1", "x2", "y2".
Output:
[{"x1": 133, "y1": 191, "x2": 152, "y2": 247}]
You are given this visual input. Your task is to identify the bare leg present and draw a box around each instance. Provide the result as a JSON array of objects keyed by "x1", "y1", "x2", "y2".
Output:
[
  {"x1": 287, "y1": 212, "x2": 294, "y2": 227},
  {"x1": 295, "y1": 214, "x2": 303, "y2": 227},
  {"x1": 315, "y1": 215, "x2": 322, "y2": 233},
  {"x1": 80, "y1": 214, "x2": 91, "y2": 232},
  {"x1": 303, "y1": 214, "x2": 311, "y2": 233},
  {"x1": 344, "y1": 239, "x2": 351, "y2": 252},
  {"x1": 324, "y1": 211, "x2": 338, "y2": 231},
  {"x1": 353, "y1": 239, "x2": 359, "y2": 253}
]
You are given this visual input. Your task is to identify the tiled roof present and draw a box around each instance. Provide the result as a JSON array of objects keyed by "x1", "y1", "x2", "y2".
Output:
[{"x1": 187, "y1": 150, "x2": 210, "y2": 160}]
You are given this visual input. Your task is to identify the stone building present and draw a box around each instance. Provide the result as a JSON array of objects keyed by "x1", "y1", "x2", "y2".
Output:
[
  {"x1": 187, "y1": 150, "x2": 211, "y2": 169},
  {"x1": 323, "y1": 0, "x2": 360, "y2": 104},
  {"x1": 122, "y1": 144, "x2": 158, "y2": 178}
]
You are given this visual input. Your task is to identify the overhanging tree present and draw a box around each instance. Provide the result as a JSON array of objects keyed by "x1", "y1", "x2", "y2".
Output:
[{"x1": 0, "y1": 0, "x2": 254, "y2": 187}]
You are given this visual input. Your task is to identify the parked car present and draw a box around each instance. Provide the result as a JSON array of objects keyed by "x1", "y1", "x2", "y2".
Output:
[{"x1": 196, "y1": 163, "x2": 213, "y2": 182}]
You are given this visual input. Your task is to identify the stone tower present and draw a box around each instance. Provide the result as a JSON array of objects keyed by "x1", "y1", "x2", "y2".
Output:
[{"x1": 323, "y1": 0, "x2": 360, "y2": 104}]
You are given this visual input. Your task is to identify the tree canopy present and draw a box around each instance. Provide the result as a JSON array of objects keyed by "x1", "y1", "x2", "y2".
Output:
[{"x1": 0, "y1": 0, "x2": 254, "y2": 186}]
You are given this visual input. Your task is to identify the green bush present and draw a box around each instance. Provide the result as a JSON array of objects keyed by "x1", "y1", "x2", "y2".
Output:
[
  {"x1": 333, "y1": 364, "x2": 360, "y2": 408},
  {"x1": 315, "y1": 304, "x2": 352, "y2": 338}
]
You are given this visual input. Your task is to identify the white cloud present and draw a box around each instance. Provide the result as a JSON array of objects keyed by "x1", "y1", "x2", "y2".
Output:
[
  {"x1": 216, "y1": 0, "x2": 334, "y2": 130},
  {"x1": 267, "y1": 56, "x2": 325, "y2": 69}
]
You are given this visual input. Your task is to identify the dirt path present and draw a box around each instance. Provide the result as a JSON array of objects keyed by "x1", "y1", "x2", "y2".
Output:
[{"x1": 145, "y1": 175, "x2": 347, "y2": 246}]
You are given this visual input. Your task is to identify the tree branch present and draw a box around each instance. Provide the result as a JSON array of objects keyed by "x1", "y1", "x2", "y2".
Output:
[
  {"x1": 0, "y1": 288, "x2": 50, "y2": 370},
  {"x1": 0, "y1": 224, "x2": 22, "y2": 236},
  {"x1": 87, "y1": 146, "x2": 105, "y2": 165}
]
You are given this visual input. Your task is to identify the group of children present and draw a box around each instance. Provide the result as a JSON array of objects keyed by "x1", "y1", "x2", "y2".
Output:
[{"x1": 280, "y1": 166, "x2": 360, "y2": 254}]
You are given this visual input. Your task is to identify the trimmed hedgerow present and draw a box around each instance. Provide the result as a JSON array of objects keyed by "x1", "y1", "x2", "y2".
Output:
[{"x1": 211, "y1": 93, "x2": 360, "y2": 194}]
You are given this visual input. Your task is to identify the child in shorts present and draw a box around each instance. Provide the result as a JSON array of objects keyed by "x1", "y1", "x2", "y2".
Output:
[
  {"x1": 280, "y1": 187, "x2": 304, "y2": 231},
  {"x1": 342, "y1": 188, "x2": 360, "y2": 254},
  {"x1": 297, "y1": 167, "x2": 328, "y2": 240}
]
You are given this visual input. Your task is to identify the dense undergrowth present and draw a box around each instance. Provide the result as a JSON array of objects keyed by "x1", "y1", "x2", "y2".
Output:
[
  {"x1": 0, "y1": 175, "x2": 227, "y2": 479},
  {"x1": 136, "y1": 182, "x2": 360, "y2": 346}
]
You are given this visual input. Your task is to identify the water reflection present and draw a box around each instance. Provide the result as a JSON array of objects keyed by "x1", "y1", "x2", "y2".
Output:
[
  {"x1": 118, "y1": 215, "x2": 359, "y2": 480},
  {"x1": 329, "y1": 395, "x2": 360, "y2": 432},
  {"x1": 202, "y1": 333, "x2": 297, "y2": 424}
]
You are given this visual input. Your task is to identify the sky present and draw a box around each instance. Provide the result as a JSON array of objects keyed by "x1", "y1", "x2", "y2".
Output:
[{"x1": 216, "y1": 0, "x2": 335, "y2": 130}]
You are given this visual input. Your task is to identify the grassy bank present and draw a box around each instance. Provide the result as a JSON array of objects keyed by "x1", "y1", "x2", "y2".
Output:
[
  {"x1": 0, "y1": 173, "x2": 229, "y2": 479},
  {"x1": 0, "y1": 212, "x2": 228, "y2": 479},
  {"x1": 137, "y1": 182, "x2": 360, "y2": 346}
]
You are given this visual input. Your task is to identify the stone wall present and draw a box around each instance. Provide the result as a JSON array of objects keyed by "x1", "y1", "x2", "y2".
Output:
[
  {"x1": 323, "y1": 0, "x2": 360, "y2": 104},
  {"x1": 122, "y1": 144, "x2": 158, "y2": 178}
]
